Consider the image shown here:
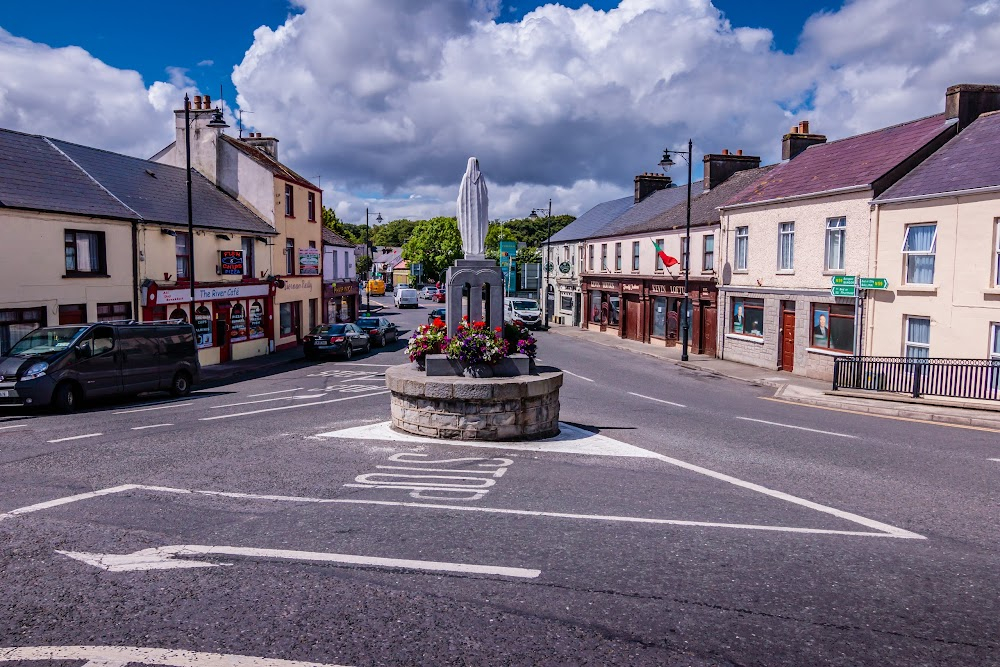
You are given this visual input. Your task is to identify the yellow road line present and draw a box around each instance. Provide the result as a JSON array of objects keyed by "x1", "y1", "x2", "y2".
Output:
[{"x1": 758, "y1": 396, "x2": 1000, "y2": 434}]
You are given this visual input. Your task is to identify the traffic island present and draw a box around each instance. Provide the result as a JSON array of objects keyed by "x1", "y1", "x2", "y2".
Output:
[{"x1": 385, "y1": 364, "x2": 563, "y2": 441}]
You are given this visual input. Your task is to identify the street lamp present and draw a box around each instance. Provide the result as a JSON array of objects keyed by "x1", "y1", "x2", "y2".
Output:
[
  {"x1": 528, "y1": 198, "x2": 553, "y2": 328},
  {"x1": 364, "y1": 209, "x2": 381, "y2": 313},
  {"x1": 659, "y1": 139, "x2": 693, "y2": 361}
]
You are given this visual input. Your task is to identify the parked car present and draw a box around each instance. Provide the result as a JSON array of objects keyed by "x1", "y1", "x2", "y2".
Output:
[
  {"x1": 505, "y1": 298, "x2": 542, "y2": 329},
  {"x1": 0, "y1": 322, "x2": 200, "y2": 412},
  {"x1": 394, "y1": 287, "x2": 419, "y2": 308},
  {"x1": 431, "y1": 291, "x2": 446, "y2": 303},
  {"x1": 303, "y1": 323, "x2": 370, "y2": 360},
  {"x1": 419, "y1": 287, "x2": 439, "y2": 300},
  {"x1": 365, "y1": 279, "x2": 386, "y2": 296},
  {"x1": 355, "y1": 316, "x2": 399, "y2": 347},
  {"x1": 427, "y1": 308, "x2": 447, "y2": 326}
]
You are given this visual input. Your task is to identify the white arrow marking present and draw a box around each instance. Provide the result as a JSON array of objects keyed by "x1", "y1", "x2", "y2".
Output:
[{"x1": 56, "y1": 545, "x2": 541, "y2": 578}]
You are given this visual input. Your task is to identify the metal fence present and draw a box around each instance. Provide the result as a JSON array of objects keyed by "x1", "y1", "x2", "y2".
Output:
[{"x1": 832, "y1": 356, "x2": 1000, "y2": 400}]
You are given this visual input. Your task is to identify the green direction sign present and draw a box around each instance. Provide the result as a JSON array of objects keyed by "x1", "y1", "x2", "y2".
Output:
[
  {"x1": 831, "y1": 275, "x2": 856, "y2": 286},
  {"x1": 858, "y1": 277, "x2": 888, "y2": 290},
  {"x1": 831, "y1": 285, "x2": 856, "y2": 297}
]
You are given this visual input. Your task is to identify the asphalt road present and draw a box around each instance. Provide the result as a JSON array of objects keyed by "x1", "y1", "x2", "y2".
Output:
[{"x1": 0, "y1": 294, "x2": 997, "y2": 667}]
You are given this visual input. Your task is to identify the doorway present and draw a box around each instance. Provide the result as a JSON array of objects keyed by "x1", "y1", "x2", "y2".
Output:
[
  {"x1": 780, "y1": 302, "x2": 795, "y2": 371},
  {"x1": 700, "y1": 302, "x2": 717, "y2": 356},
  {"x1": 624, "y1": 294, "x2": 642, "y2": 341},
  {"x1": 215, "y1": 301, "x2": 232, "y2": 364}
]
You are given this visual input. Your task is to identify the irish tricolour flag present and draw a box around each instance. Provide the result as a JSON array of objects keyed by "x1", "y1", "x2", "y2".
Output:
[{"x1": 651, "y1": 238, "x2": 679, "y2": 267}]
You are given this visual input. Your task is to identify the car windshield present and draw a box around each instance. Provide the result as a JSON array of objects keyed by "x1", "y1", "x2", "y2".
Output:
[
  {"x1": 357, "y1": 318, "x2": 380, "y2": 328},
  {"x1": 511, "y1": 301, "x2": 538, "y2": 310},
  {"x1": 314, "y1": 324, "x2": 346, "y2": 335},
  {"x1": 8, "y1": 326, "x2": 89, "y2": 357}
]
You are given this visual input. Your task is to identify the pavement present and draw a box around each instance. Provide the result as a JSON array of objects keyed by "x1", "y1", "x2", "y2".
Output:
[{"x1": 547, "y1": 324, "x2": 1000, "y2": 431}]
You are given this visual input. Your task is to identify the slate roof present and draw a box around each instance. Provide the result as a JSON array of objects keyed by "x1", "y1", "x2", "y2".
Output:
[
  {"x1": 549, "y1": 196, "x2": 633, "y2": 243},
  {"x1": 220, "y1": 135, "x2": 318, "y2": 191},
  {"x1": 876, "y1": 110, "x2": 1000, "y2": 201},
  {"x1": 321, "y1": 227, "x2": 354, "y2": 247},
  {"x1": 725, "y1": 114, "x2": 953, "y2": 207},
  {"x1": 593, "y1": 182, "x2": 704, "y2": 240},
  {"x1": 615, "y1": 164, "x2": 779, "y2": 236}
]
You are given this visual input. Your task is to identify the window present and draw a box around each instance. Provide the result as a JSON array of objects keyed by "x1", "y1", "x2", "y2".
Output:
[
  {"x1": 778, "y1": 222, "x2": 795, "y2": 271},
  {"x1": 994, "y1": 220, "x2": 1000, "y2": 286},
  {"x1": 632, "y1": 241, "x2": 640, "y2": 271},
  {"x1": 651, "y1": 296, "x2": 667, "y2": 338},
  {"x1": 588, "y1": 245, "x2": 594, "y2": 272},
  {"x1": 194, "y1": 305, "x2": 213, "y2": 348},
  {"x1": 905, "y1": 316, "x2": 931, "y2": 358},
  {"x1": 285, "y1": 238, "x2": 295, "y2": 275},
  {"x1": 681, "y1": 237, "x2": 689, "y2": 271},
  {"x1": 307, "y1": 192, "x2": 316, "y2": 221},
  {"x1": 563, "y1": 245, "x2": 570, "y2": 262},
  {"x1": 242, "y1": 237, "x2": 255, "y2": 277},
  {"x1": 169, "y1": 307, "x2": 188, "y2": 323},
  {"x1": 735, "y1": 226, "x2": 748, "y2": 271},
  {"x1": 175, "y1": 232, "x2": 190, "y2": 279},
  {"x1": 331, "y1": 249, "x2": 339, "y2": 277},
  {"x1": 84, "y1": 325, "x2": 115, "y2": 356},
  {"x1": 97, "y1": 302, "x2": 131, "y2": 322},
  {"x1": 309, "y1": 240, "x2": 316, "y2": 249},
  {"x1": 990, "y1": 323, "x2": 1000, "y2": 361},
  {"x1": 590, "y1": 290, "x2": 602, "y2": 324},
  {"x1": 731, "y1": 298, "x2": 764, "y2": 338},
  {"x1": 655, "y1": 238, "x2": 665, "y2": 271},
  {"x1": 614, "y1": 243, "x2": 622, "y2": 272},
  {"x1": 703, "y1": 234, "x2": 715, "y2": 272},
  {"x1": 280, "y1": 302, "x2": 294, "y2": 336},
  {"x1": 825, "y1": 217, "x2": 846, "y2": 271},
  {"x1": 285, "y1": 184, "x2": 294, "y2": 217},
  {"x1": 560, "y1": 294, "x2": 573, "y2": 311},
  {"x1": 64, "y1": 230, "x2": 106, "y2": 275},
  {"x1": 0, "y1": 308, "x2": 46, "y2": 356},
  {"x1": 58, "y1": 304, "x2": 87, "y2": 325},
  {"x1": 601, "y1": 244, "x2": 608, "y2": 271},
  {"x1": 902, "y1": 223, "x2": 937, "y2": 284},
  {"x1": 811, "y1": 303, "x2": 854, "y2": 353}
]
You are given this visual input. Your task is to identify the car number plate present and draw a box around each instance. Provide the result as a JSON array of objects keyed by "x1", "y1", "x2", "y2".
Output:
[{"x1": 0, "y1": 390, "x2": 10, "y2": 397}]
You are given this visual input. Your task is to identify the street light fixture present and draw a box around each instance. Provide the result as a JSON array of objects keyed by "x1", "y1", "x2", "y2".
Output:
[
  {"x1": 364, "y1": 209, "x2": 382, "y2": 314},
  {"x1": 528, "y1": 198, "x2": 553, "y2": 328},
  {"x1": 659, "y1": 139, "x2": 693, "y2": 361}
]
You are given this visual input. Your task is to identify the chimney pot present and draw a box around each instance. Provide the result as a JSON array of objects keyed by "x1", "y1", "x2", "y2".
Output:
[
  {"x1": 721, "y1": 149, "x2": 729, "y2": 155},
  {"x1": 800, "y1": 120, "x2": 810, "y2": 134},
  {"x1": 203, "y1": 95, "x2": 211, "y2": 109},
  {"x1": 737, "y1": 149, "x2": 743, "y2": 156},
  {"x1": 702, "y1": 151, "x2": 761, "y2": 190},
  {"x1": 193, "y1": 95, "x2": 202, "y2": 110}
]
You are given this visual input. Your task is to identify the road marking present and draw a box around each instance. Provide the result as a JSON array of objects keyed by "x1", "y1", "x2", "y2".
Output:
[
  {"x1": 57, "y1": 544, "x2": 541, "y2": 578},
  {"x1": 735, "y1": 417, "x2": 857, "y2": 439},
  {"x1": 294, "y1": 395, "x2": 328, "y2": 400},
  {"x1": 562, "y1": 370, "x2": 594, "y2": 382},
  {"x1": 113, "y1": 400, "x2": 197, "y2": 415},
  {"x1": 46, "y1": 433, "x2": 103, "y2": 443},
  {"x1": 0, "y1": 424, "x2": 27, "y2": 430},
  {"x1": 0, "y1": 646, "x2": 352, "y2": 666},
  {"x1": 131, "y1": 424, "x2": 173, "y2": 430},
  {"x1": 989, "y1": 458, "x2": 1000, "y2": 462},
  {"x1": 247, "y1": 388, "x2": 302, "y2": 397},
  {"x1": 0, "y1": 484, "x2": 140, "y2": 522},
  {"x1": 199, "y1": 391, "x2": 389, "y2": 420},
  {"x1": 759, "y1": 396, "x2": 1000, "y2": 433},
  {"x1": 628, "y1": 392, "x2": 686, "y2": 408}
]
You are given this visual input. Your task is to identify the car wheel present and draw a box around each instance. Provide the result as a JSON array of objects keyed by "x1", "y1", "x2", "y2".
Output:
[
  {"x1": 52, "y1": 382, "x2": 80, "y2": 413},
  {"x1": 170, "y1": 371, "x2": 193, "y2": 397},
  {"x1": 344, "y1": 344, "x2": 353, "y2": 360},
  {"x1": 377, "y1": 334, "x2": 385, "y2": 347}
]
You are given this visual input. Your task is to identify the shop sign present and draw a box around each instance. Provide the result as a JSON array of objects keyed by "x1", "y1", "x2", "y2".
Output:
[
  {"x1": 194, "y1": 306, "x2": 213, "y2": 349},
  {"x1": 219, "y1": 250, "x2": 244, "y2": 276},
  {"x1": 330, "y1": 280, "x2": 358, "y2": 295},
  {"x1": 281, "y1": 278, "x2": 315, "y2": 292},
  {"x1": 649, "y1": 284, "x2": 685, "y2": 295},
  {"x1": 622, "y1": 282, "x2": 643, "y2": 293},
  {"x1": 589, "y1": 280, "x2": 618, "y2": 290},
  {"x1": 558, "y1": 261, "x2": 571, "y2": 274},
  {"x1": 248, "y1": 301, "x2": 266, "y2": 339},
  {"x1": 298, "y1": 247, "x2": 320, "y2": 275},
  {"x1": 230, "y1": 303, "x2": 248, "y2": 342},
  {"x1": 152, "y1": 283, "x2": 270, "y2": 305}
]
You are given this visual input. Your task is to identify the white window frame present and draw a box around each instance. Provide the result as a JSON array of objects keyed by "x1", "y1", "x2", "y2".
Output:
[
  {"x1": 631, "y1": 241, "x2": 640, "y2": 272},
  {"x1": 735, "y1": 227, "x2": 748, "y2": 271},
  {"x1": 994, "y1": 220, "x2": 1000, "y2": 287},
  {"x1": 904, "y1": 316, "x2": 931, "y2": 358},
  {"x1": 654, "y1": 238, "x2": 665, "y2": 271},
  {"x1": 600, "y1": 244, "x2": 608, "y2": 272},
  {"x1": 825, "y1": 217, "x2": 846, "y2": 271},
  {"x1": 778, "y1": 222, "x2": 795, "y2": 271},
  {"x1": 681, "y1": 236, "x2": 689, "y2": 271},
  {"x1": 702, "y1": 234, "x2": 715, "y2": 272},
  {"x1": 901, "y1": 223, "x2": 938, "y2": 285},
  {"x1": 991, "y1": 322, "x2": 1000, "y2": 360},
  {"x1": 614, "y1": 242, "x2": 622, "y2": 272}
]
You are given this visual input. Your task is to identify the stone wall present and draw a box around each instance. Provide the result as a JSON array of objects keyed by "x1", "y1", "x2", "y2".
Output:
[{"x1": 385, "y1": 365, "x2": 562, "y2": 440}]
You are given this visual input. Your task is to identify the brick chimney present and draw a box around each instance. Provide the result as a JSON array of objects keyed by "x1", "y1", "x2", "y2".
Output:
[
  {"x1": 243, "y1": 132, "x2": 279, "y2": 160},
  {"x1": 945, "y1": 83, "x2": 1000, "y2": 132},
  {"x1": 782, "y1": 120, "x2": 827, "y2": 160},
  {"x1": 634, "y1": 172, "x2": 672, "y2": 203},
  {"x1": 702, "y1": 149, "x2": 761, "y2": 190}
]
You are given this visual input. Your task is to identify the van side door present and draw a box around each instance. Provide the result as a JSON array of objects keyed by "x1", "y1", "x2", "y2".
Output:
[
  {"x1": 119, "y1": 328, "x2": 162, "y2": 394},
  {"x1": 73, "y1": 325, "x2": 122, "y2": 398}
]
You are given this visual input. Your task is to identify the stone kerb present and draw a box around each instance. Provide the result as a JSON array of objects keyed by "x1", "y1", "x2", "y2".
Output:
[{"x1": 386, "y1": 364, "x2": 563, "y2": 441}]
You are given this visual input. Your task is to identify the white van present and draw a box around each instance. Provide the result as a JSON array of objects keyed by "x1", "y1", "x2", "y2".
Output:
[
  {"x1": 504, "y1": 298, "x2": 542, "y2": 329},
  {"x1": 394, "y1": 287, "x2": 419, "y2": 308}
]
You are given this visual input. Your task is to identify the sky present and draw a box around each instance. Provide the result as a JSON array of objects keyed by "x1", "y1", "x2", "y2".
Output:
[{"x1": 1, "y1": 0, "x2": 997, "y2": 225}]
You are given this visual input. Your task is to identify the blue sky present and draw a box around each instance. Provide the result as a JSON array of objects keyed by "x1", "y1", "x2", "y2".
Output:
[{"x1": 0, "y1": 1, "x2": 993, "y2": 223}]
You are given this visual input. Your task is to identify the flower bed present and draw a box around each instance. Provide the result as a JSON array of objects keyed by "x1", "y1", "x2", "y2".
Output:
[{"x1": 407, "y1": 317, "x2": 536, "y2": 375}]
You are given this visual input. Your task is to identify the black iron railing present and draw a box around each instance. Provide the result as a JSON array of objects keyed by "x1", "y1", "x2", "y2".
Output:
[{"x1": 832, "y1": 356, "x2": 1000, "y2": 400}]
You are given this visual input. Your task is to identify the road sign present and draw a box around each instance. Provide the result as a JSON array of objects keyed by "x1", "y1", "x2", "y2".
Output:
[
  {"x1": 831, "y1": 275, "x2": 856, "y2": 286},
  {"x1": 831, "y1": 285, "x2": 856, "y2": 297},
  {"x1": 858, "y1": 277, "x2": 888, "y2": 289}
]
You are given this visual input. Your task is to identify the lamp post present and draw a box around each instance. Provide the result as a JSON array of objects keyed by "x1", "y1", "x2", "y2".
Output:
[
  {"x1": 364, "y1": 209, "x2": 381, "y2": 314},
  {"x1": 528, "y1": 198, "x2": 553, "y2": 328},
  {"x1": 658, "y1": 139, "x2": 693, "y2": 361}
]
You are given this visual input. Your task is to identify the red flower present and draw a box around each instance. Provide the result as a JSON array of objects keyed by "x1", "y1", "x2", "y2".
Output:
[
  {"x1": 473, "y1": 321, "x2": 485, "y2": 329},
  {"x1": 494, "y1": 326, "x2": 502, "y2": 333},
  {"x1": 433, "y1": 317, "x2": 444, "y2": 327}
]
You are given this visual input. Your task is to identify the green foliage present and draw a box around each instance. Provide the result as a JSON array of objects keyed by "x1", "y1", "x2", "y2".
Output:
[
  {"x1": 355, "y1": 255, "x2": 373, "y2": 278},
  {"x1": 371, "y1": 218, "x2": 418, "y2": 247},
  {"x1": 321, "y1": 207, "x2": 365, "y2": 244},
  {"x1": 484, "y1": 214, "x2": 575, "y2": 254},
  {"x1": 515, "y1": 246, "x2": 541, "y2": 265},
  {"x1": 402, "y1": 217, "x2": 463, "y2": 281}
]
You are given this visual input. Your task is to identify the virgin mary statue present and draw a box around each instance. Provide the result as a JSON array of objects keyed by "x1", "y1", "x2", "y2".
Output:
[{"x1": 457, "y1": 157, "x2": 489, "y2": 259}]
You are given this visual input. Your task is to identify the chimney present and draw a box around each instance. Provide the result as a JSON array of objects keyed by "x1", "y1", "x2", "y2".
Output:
[
  {"x1": 244, "y1": 133, "x2": 280, "y2": 160},
  {"x1": 782, "y1": 120, "x2": 826, "y2": 160},
  {"x1": 168, "y1": 95, "x2": 226, "y2": 185},
  {"x1": 702, "y1": 150, "x2": 761, "y2": 190},
  {"x1": 634, "y1": 172, "x2": 672, "y2": 203},
  {"x1": 945, "y1": 83, "x2": 1000, "y2": 132},
  {"x1": 193, "y1": 95, "x2": 202, "y2": 110},
  {"x1": 203, "y1": 95, "x2": 211, "y2": 109}
]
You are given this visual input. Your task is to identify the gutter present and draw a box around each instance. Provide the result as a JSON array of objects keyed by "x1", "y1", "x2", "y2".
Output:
[
  {"x1": 872, "y1": 183, "x2": 1000, "y2": 206},
  {"x1": 720, "y1": 184, "x2": 871, "y2": 211},
  {"x1": 131, "y1": 221, "x2": 140, "y2": 321}
]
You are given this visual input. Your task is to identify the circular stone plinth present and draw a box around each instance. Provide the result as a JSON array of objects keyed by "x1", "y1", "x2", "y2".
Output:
[{"x1": 385, "y1": 364, "x2": 563, "y2": 441}]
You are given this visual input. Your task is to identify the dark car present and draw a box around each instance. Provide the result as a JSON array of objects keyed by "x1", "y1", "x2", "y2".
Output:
[
  {"x1": 356, "y1": 316, "x2": 399, "y2": 347},
  {"x1": 0, "y1": 322, "x2": 200, "y2": 412},
  {"x1": 427, "y1": 308, "x2": 447, "y2": 326},
  {"x1": 303, "y1": 323, "x2": 370, "y2": 360}
]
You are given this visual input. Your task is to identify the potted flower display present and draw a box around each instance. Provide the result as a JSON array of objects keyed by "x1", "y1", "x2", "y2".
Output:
[
  {"x1": 444, "y1": 319, "x2": 509, "y2": 378},
  {"x1": 503, "y1": 320, "x2": 537, "y2": 360},
  {"x1": 406, "y1": 318, "x2": 448, "y2": 370}
]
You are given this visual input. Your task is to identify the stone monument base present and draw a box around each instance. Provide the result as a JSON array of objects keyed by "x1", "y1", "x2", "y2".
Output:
[{"x1": 385, "y1": 364, "x2": 562, "y2": 441}]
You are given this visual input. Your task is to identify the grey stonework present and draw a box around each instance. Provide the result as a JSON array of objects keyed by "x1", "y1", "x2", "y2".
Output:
[{"x1": 385, "y1": 365, "x2": 563, "y2": 441}]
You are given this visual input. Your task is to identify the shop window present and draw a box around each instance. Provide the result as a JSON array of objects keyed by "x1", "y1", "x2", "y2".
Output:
[
  {"x1": 0, "y1": 307, "x2": 47, "y2": 355},
  {"x1": 614, "y1": 243, "x2": 622, "y2": 272},
  {"x1": 905, "y1": 316, "x2": 930, "y2": 358},
  {"x1": 902, "y1": 223, "x2": 936, "y2": 284},
  {"x1": 825, "y1": 217, "x2": 846, "y2": 271},
  {"x1": 248, "y1": 301, "x2": 266, "y2": 339},
  {"x1": 560, "y1": 294, "x2": 573, "y2": 312},
  {"x1": 308, "y1": 192, "x2": 316, "y2": 221},
  {"x1": 285, "y1": 238, "x2": 295, "y2": 275},
  {"x1": 654, "y1": 238, "x2": 665, "y2": 271},
  {"x1": 59, "y1": 304, "x2": 87, "y2": 325},
  {"x1": 608, "y1": 295, "x2": 620, "y2": 327},
  {"x1": 632, "y1": 241, "x2": 640, "y2": 271},
  {"x1": 735, "y1": 226, "x2": 748, "y2": 271},
  {"x1": 97, "y1": 302, "x2": 131, "y2": 322},
  {"x1": 242, "y1": 237, "x2": 255, "y2": 277},
  {"x1": 589, "y1": 290, "x2": 602, "y2": 324},
  {"x1": 64, "y1": 230, "x2": 107, "y2": 275},
  {"x1": 176, "y1": 232, "x2": 190, "y2": 279},
  {"x1": 280, "y1": 302, "x2": 294, "y2": 336},
  {"x1": 702, "y1": 234, "x2": 715, "y2": 272},
  {"x1": 810, "y1": 303, "x2": 854, "y2": 353},
  {"x1": 731, "y1": 298, "x2": 764, "y2": 338},
  {"x1": 778, "y1": 222, "x2": 795, "y2": 271},
  {"x1": 285, "y1": 184, "x2": 295, "y2": 217},
  {"x1": 194, "y1": 305, "x2": 213, "y2": 348},
  {"x1": 169, "y1": 307, "x2": 188, "y2": 323},
  {"x1": 651, "y1": 296, "x2": 667, "y2": 338},
  {"x1": 230, "y1": 303, "x2": 248, "y2": 341}
]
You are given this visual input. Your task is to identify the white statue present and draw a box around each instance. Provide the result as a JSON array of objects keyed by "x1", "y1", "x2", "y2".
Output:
[{"x1": 457, "y1": 157, "x2": 489, "y2": 259}]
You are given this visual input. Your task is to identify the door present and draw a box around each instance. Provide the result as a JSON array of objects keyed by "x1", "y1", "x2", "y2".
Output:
[
  {"x1": 293, "y1": 301, "x2": 303, "y2": 342},
  {"x1": 73, "y1": 325, "x2": 122, "y2": 398},
  {"x1": 700, "y1": 302, "x2": 718, "y2": 357},
  {"x1": 624, "y1": 295, "x2": 642, "y2": 341},
  {"x1": 780, "y1": 306, "x2": 795, "y2": 371},
  {"x1": 119, "y1": 329, "x2": 161, "y2": 393},
  {"x1": 215, "y1": 302, "x2": 232, "y2": 364},
  {"x1": 573, "y1": 293, "x2": 581, "y2": 327}
]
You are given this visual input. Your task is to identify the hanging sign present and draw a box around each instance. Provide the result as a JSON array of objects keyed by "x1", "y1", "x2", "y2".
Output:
[{"x1": 219, "y1": 250, "x2": 244, "y2": 275}]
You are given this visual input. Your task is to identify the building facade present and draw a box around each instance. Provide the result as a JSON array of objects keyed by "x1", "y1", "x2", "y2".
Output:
[{"x1": 322, "y1": 227, "x2": 359, "y2": 324}]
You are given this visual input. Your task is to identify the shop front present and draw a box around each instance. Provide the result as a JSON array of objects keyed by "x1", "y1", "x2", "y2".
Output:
[
  {"x1": 141, "y1": 281, "x2": 276, "y2": 366},
  {"x1": 275, "y1": 276, "x2": 321, "y2": 351},
  {"x1": 324, "y1": 279, "x2": 360, "y2": 324}
]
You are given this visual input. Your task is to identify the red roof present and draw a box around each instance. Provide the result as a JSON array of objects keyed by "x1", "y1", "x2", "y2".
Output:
[{"x1": 724, "y1": 114, "x2": 952, "y2": 206}]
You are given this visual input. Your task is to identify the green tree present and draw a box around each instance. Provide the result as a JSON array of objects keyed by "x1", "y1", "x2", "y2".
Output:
[
  {"x1": 402, "y1": 217, "x2": 463, "y2": 281},
  {"x1": 484, "y1": 214, "x2": 576, "y2": 255},
  {"x1": 371, "y1": 218, "x2": 418, "y2": 247},
  {"x1": 322, "y1": 207, "x2": 364, "y2": 244},
  {"x1": 355, "y1": 255, "x2": 373, "y2": 278}
]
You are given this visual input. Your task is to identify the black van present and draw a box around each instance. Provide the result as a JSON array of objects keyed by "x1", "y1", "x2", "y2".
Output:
[{"x1": 0, "y1": 322, "x2": 200, "y2": 412}]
